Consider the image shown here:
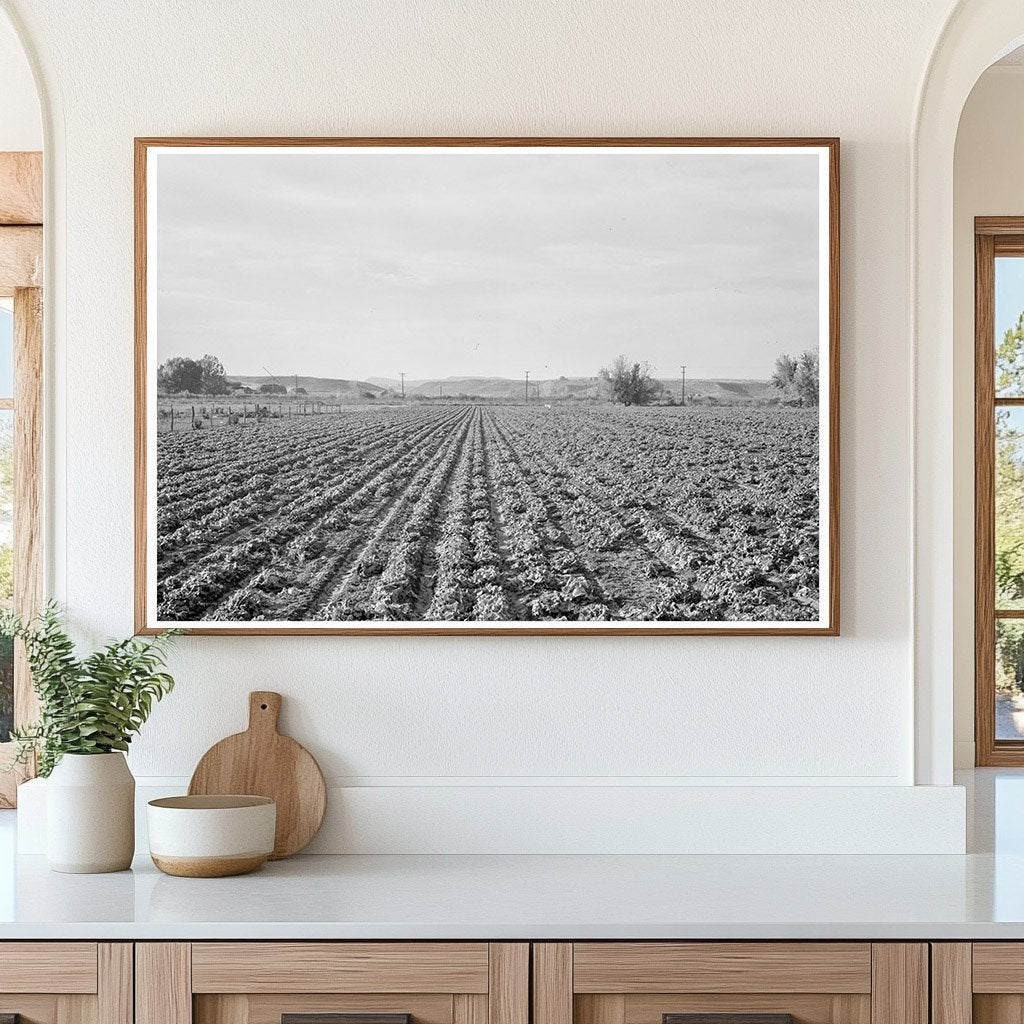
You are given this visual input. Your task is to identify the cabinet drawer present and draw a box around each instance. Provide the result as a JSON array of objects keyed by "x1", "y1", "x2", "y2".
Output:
[
  {"x1": 572, "y1": 944, "x2": 872, "y2": 994},
  {"x1": 139, "y1": 942, "x2": 528, "y2": 1024},
  {"x1": 191, "y1": 943, "x2": 490, "y2": 993},
  {"x1": 0, "y1": 943, "x2": 130, "y2": 1024},
  {"x1": 534, "y1": 944, "x2": 926, "y2": 1024},
  {"x1": 0, "y1": 942, "x2": 98, "y2": 994}
]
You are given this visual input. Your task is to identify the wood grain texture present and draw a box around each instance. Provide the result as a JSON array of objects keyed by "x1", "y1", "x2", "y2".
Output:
[
  {"x1": 0, "y1": 943, "x2": 97, "y2": 993},
  {"x1": 57, "y1": 992, "x2": 96, "y2": 1024},
  {"x1": 133, "y1": 136, "x2": 840, "y2": 637},
  {"x1": 136, "y1": 943, "x2": 192, "y2": 1024},
  {"x1": 191, "y1": 943, "x2": 489, "y2": 994},
  {"x1": 0, "y1": 226, "x2": 42, "y2": 294},
  {"x1": 573, "y1": 943, "x2": 872, "y2": 994},
  {"x1": 196, "y1": 994, "x2": 249, "y2": 1024},
  {"x1": 98, "y1": 945, "x2": 133, "y2": 1024},
  {"x1": 931, "y1": 945, "x2": 972, "y2": 1024},
  {"x1": 870, "y1": 945, "x2": 927, "y2": 1024},
  {"x1": 977, "y1": 229, "x2": 999, "y2": 765},
  {"x1": 241, "y1": 994, "x2": 451, "y2": 1024},
  {"x1": 0, "y1": 999, "x2": 58, "y2": 1024},
  {"x1": 14, "y1": 286, "x2": 43, "y2": 722},
  {"x1": 534, "y1": 945, "x2": 572, "y2": 1024},
  {"x1": 282, "y1": 1016, "x2": 411, "y2": 1024},
  {"x1": 151, "y1": 852, "x2": 269, "y2": 877},
  {"x1": 488, "y1": 944, "x2": 529, "y2": 1024},
  {"x1": 0, "y1": 152, "x2": 42, "y2": 225},
  {"x1": 453, "y1": 995, "x2": 487, "y2": 1024},
  {"x1": 188, "y1": 691, "x2": 326, "y2": 858},
  {"x1": 576, "y1": 996, "x2": 626, "y2": 1024},
  {"x1": 624, "y1": 995, "x2": 869, "y2": 1024},
  {"x1": 977, "y1": 217, "x2": 1024, "y2": 235},
  {"x1": 971, "y1": 944, "x2": 1024, "y2": 992},
  {"x1": 973, "y1": 995, "x2": 1024, "y2": 1024}
]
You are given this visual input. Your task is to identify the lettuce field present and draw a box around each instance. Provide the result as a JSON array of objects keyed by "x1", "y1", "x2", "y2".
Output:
[{"x1": 155, "y1": 404, "x2": 820, "y2": 624}]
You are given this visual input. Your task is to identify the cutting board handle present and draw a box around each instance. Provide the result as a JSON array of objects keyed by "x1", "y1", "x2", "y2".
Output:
[{"x1": 248, "y1": 691, "x2": 282, "y2": 734}]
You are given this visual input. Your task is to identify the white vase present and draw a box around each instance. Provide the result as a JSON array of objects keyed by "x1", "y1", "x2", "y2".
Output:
[{"x1": 46, "y1": 752, "x2": 135, "y2": 873}]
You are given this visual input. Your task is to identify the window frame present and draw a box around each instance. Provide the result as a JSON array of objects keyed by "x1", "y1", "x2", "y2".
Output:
[
  {"x1": 975, "y1": 217, "x2": 1024, "y2": 765},
  {"x1": 0, "y1": 151, "x2": 43, "y2": 807}
]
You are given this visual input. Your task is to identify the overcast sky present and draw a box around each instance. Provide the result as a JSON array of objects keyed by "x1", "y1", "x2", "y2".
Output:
[{"x1": 155, "y1": 147, "x2": 822, "y2": 381}]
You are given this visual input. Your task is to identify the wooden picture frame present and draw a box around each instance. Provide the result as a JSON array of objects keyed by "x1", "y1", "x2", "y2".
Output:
[{"x1": 135, "y1": 137, "x2": 840, "y2": 636}]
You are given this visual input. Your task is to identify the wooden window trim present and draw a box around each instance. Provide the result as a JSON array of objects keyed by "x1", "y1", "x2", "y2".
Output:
[
  {"x1": 0, "y1": 151, "x2": 43, "y2": 807},
  {"x1": 975, "y1": 217, "x2": 1024, "y2": 765}
]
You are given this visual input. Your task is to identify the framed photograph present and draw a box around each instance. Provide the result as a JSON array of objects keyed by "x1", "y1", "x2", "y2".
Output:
[{"x1": 135, "y1": 137, "x2": 839, "y2": 635}]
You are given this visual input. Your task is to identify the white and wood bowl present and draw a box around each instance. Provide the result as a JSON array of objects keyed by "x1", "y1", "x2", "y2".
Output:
[{"x1": 147, "y1": 795, "x2": 277, "y2": 877}]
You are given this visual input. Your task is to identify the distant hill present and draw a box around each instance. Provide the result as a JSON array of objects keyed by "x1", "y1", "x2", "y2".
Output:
[
  {"x1": 230, "y1": 375, "x2": 386, "y2": 397},
  {"x1": 227, "y1": 373, "x2": 776, "y2": 404},
  {"x1": 376, "y1": 375, "x2": 774, "y2": 403}
]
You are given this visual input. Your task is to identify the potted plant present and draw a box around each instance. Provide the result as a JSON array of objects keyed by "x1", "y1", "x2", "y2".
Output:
[{"x1": 2, "y1": 604, "x2": 177, "y2": 873}]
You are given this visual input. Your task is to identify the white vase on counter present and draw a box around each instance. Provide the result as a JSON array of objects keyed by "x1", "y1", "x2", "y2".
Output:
[{"x1": 46, "y1": 752, "x2": 136, "y2": 873}]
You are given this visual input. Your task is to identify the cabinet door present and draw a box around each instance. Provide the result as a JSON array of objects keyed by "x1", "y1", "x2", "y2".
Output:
[
  {"x1": 939, "y1": 943, "x2": 1024, "y2": 1024},
  {"x1": 137, "y1": 943, "x2": 528, "y2": 1024},
  {"x1": 534, "y1": 944, "x2": 928, "y2": 1024},
  {"x1": 0, "y1": 943, "x2": 131, "y2": 1024}
]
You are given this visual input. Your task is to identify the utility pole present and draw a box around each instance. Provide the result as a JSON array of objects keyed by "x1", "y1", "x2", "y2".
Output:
[
  {"x1": 525, "y1": 370, "x2": 530, "y2": 405},
  {"x1": 399, "y1": 372, "x2": 406, "y2": 398},
  {"x1": 680, "y1": 365, "x2": 686, "y2": 407}
]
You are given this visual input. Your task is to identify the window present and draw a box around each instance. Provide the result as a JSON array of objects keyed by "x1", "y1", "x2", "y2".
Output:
[
  {"x1": 0, "y1": 149, "x2": 43, "y2": 805},
  {"x1": 975, "y1": 219, "x2": 1024, "y2": 764}
]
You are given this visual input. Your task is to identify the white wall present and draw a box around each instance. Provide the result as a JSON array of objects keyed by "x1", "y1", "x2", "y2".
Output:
[
  {"x1": 0, "y1": 12, "x2": 39, "y2": 151},
  {"x1": 952, "y1": 66, "x2": 1024, "y2": 768},
  {"x1": 0, "y1": 0, "x2": 973, "y2": 851}
]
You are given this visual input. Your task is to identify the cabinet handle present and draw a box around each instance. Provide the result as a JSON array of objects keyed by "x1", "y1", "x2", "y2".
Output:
[
  {"x1": 664, "y1": 1016, "x2": 794, "y2": 1024},
  {"x1": 283, "y1": 1015, "x2": 411, "y2": 1024}
]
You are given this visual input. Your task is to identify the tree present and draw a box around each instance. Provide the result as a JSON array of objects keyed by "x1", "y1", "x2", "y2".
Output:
[
  {"x1": 198, "y1": 354, "x2": 230, "y2": 395},
  {"x1": 771, "y1": 353, "x2": 797, "y2": 392},
  {"x1": 770, "y1": 350, "x2": 819, "y2": 407},
  {"x1": 259, "y1": 383, "x2": 287, "y2": 395},
  {"x1": 157, "y1": 356, "x2": 203, "y2": 394},
  {"x1": 998, "y1": 310, "x2": 1024, "y2": 395},
  {"x1": 156, "y1": 354, "x2": 231, "y2": 395},
  {"x1": 794, "y1": 351, "x2": 819, "y2": 406},
  {"x1": 599, "y1": 355, "x2": 662, "y2": 406}
]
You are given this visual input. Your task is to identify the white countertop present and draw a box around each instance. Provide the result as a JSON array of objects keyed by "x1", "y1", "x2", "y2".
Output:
[
  {"x1": 0, "y1": 849, "x2": 1020, "y2": 940},
  {"x1": 0, "y1": 769, "x2": 1021, "y2": 941}
]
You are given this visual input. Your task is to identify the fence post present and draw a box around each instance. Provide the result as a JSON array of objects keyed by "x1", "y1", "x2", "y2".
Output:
[
  {"x1": 191, "y1": 404, "x2": 196, "y2": 430},
  {"x1": 170, "y1": 407, "x2": 175, "y2": 432}
]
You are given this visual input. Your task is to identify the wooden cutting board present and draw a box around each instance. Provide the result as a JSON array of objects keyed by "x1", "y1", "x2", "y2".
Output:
[{"x1": 188, "y1": 691, "x2": 327, "y2": 859}]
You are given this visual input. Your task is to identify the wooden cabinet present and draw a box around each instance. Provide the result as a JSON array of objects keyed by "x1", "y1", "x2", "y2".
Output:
[
  {"x1": 932, "y1": 943, "x2": 1024, "y2": 1024},
  {"x1": 136, "y1": 944, "x2": 528, "y2": 1024},
  {"x1": 533, "y1": 944, "x2": 929, "y2": 1024},
  {"x1": 0, "y1": 943, "x2": 132, "y2": 1024}
]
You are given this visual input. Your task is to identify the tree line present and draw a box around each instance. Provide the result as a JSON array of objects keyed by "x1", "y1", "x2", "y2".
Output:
[{"x1": 597, "y1": 350, "x2": 820, "y2": 407}]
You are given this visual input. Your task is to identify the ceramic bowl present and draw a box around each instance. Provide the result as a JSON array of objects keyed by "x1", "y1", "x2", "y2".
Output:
[{"x1": 147, "y1": 795, "x2": 276, "y2": 877}]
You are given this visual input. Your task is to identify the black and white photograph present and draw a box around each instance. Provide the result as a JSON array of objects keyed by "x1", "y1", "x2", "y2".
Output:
[{"x1": 137, "y1": 139, "x2": 838, "y2": 634}]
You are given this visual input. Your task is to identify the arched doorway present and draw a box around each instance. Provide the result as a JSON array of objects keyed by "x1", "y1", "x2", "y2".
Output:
[{"x1": 914, "y1": 1, "x2": 1024, "y2": 785}]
